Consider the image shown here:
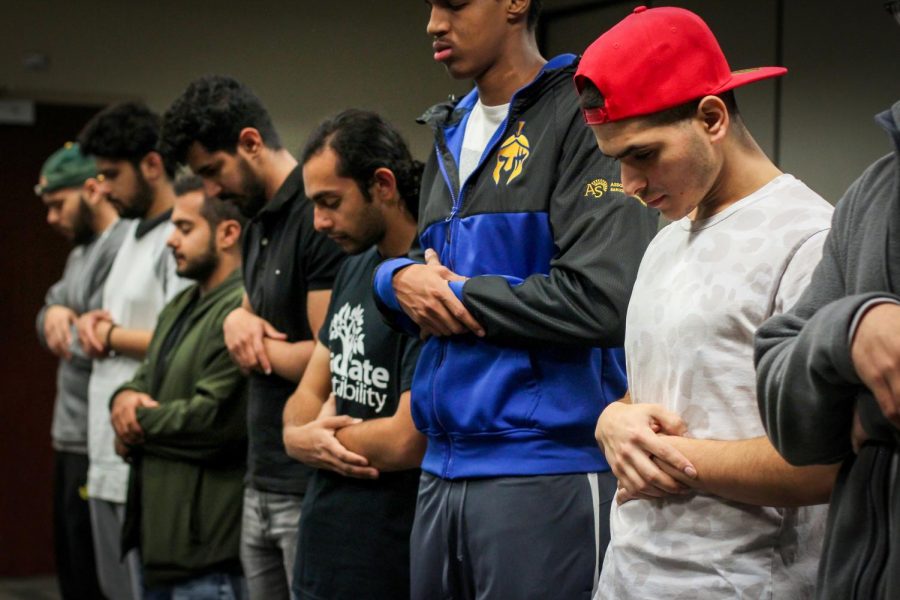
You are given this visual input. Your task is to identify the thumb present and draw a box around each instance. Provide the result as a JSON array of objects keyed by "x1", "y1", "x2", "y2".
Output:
[
  {"x1": 424, "y1": 248, "x2": 441, "y2": 266},
  {"x1": 263, "y1": 321, "x2": 287, "y2": 340},
  {"x1": 321, "y1": 415, "x2": 363, "y2": 428},
  {"x1": 138, "y1": 396, "x2": 159, "y2": 408}
]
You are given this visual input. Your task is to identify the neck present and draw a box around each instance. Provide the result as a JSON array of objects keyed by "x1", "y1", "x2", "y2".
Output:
[
  {"x1": 261, "y1": 148, "x2": 299, "y2": 201},
  {"x1": 694, "y1": 138, "x2": 782, "y2": 221},
  {"x1": 376, "y1": 204, "x2": 418, "y2": 258},
  {"x1": 145, "y1": 182, "x2": 176, "y2": 220},
  {"x1": 199, "y1": 254, "x2": 239, "y2": 295},
  {"x1": 91, "y1": 204, "x2": 118, "y2": 234},
  {"x1": 474, "y1": 35, "x2": 545, "y2": 106}
]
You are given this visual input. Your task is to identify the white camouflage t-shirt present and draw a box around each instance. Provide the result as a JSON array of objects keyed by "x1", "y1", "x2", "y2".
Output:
[{"x1": 596, "y1": 175, "x2": 833, "y2": 600}]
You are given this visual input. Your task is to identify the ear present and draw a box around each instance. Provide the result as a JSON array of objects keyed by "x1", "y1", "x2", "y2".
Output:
[
  {"x1": 139, "y1": 151, "x2": 166, "y2": 182},
  {"x1": 236, "y1": 128, "x2": 264, "y2": 158},
  {"x1": 370, "y1": 167, "x2": 398, "y2": 203},
  {"x1": 82, "y1": 177, "x2": 103, "y2": 206},
  {"x1": 216, "y1": 219, "x2": 242, "y2": 251},
  {"x1": 697, "y1": 95, "x2": 729, "y2": 144},
  {"x1": 507, "y1": 0, "x2": 530, "y2": 25}
]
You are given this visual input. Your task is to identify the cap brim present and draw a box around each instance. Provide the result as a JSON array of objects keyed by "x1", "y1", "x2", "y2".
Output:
[{"x1": 712, "y1": 66, "x2": 787, "y2": 95}]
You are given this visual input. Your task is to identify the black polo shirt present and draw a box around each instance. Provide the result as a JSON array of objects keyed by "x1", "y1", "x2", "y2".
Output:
[{"x1": 242, "y1": 165, "x2": 345, "y2": 495}]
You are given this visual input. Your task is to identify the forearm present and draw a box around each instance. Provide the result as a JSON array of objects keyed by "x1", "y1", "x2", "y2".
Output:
[
  {"x1": 665, "y1": 435, "x2": 838, "y2": 506},
  {"x1": 283, "y1": 387, "x2": 326, "y2": 427},
  {"x1": 108, "y1": 326, "x2": 153, "y2": 360},
  {"x1": 335, "y1": 418, "x2": 425, "y2": 471},
  {"x1": 264, "y1": 339, "x2": 315, "y2": 382}
]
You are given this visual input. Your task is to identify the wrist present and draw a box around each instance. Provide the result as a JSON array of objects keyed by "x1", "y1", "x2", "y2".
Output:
[{"x1": 105, "y1": 323, "x2": 118, "y2": 356}]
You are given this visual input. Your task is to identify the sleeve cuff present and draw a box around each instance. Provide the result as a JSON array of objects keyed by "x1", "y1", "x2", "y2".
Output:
[
  {"x1": 848, "y1": 297, "x2": 900, "y2": 344},
  {"x1": 448, "y1": 280, "x2": 466, "y2": 302},
  {"x1": 374, "y1": 257, "x2": 416, "y2": 313}
]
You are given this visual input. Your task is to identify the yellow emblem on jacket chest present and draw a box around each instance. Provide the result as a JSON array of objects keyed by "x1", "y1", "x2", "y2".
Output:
[{"x1": 493, "y1": 121, "x2": 530, "y2": 185}]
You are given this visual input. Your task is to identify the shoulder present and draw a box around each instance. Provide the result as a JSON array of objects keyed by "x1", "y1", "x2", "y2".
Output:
[
  {"x1": 334, "y1": 249, "x2": 380, "y2": 288},
  {"x1": 832, "y1": 152, "x2": 896, "y2": 228},
  {"x1": 751, "y1": 177, "x2": 833, "y2": 247}
]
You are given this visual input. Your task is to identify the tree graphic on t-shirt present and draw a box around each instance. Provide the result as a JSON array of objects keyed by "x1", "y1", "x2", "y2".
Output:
[{"x1": 329, "y1": 303, "x2": 366, "y2": 376}]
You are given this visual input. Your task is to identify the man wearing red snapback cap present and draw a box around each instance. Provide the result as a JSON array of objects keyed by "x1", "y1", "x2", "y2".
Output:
[{"x1": 576, "y1": 6, "x2": 839, "y2": 598}]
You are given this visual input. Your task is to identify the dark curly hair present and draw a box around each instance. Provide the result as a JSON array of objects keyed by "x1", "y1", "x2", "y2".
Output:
[
  {"x1": 160, "y1": 75, "x2": 282, "y2": 171},
  {"x1": 78, "y1": 101, "x2": 162, "y2": 169},
  {"x1": 301, "y1": 109, "x2": 422, "y2": 219}
]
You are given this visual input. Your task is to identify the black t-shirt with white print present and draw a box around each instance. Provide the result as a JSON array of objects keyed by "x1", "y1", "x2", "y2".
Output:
[{"x1": 294, "y1": 247, "x2": 422, "y2": 600}]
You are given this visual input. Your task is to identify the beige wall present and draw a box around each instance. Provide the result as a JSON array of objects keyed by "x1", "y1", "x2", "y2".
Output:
[{"x1": 0, "y1": 1, "x2": 471, "y2": 159}]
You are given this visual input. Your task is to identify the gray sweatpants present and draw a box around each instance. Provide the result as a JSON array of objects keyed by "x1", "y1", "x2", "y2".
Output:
[
  {"x1": 410, "y1": 471, "x2": 616, "y2": 600},
  {"x1": 88, "y1": 497, "x2": 142, "y2": 600}
]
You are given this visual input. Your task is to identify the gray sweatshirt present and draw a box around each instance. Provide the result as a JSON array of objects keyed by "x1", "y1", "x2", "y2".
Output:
[
  {"x1": 754, "y1": 100, "x2": 900, "y2": 600},
  {"x1": 36, "y1": 218, "x2": 129, "y2": 453}
]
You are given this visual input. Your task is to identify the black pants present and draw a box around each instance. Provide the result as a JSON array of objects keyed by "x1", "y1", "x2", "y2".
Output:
[
  {"x1": 410, "y1": 471, "x2": 616, "y2": 600},
  {"x1": 54, "y1": 451, "x2": 105, "y2": 600}
]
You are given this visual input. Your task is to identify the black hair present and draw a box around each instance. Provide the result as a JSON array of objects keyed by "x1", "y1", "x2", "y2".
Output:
[
  {"x1": 173, "y1": 173, "x2": 204, "y2": 196},
  {"x1": 78, "y1": 101, "x2": 163, "y2": 170},
  {"x1": 301, "y1": 109, "x2": 423, "y2": 219},
  {"x1": 200, "y1": 195, "x2": 248, "y2": 239},
  {"x1": 527, "y1": 0, "x2": 542, "y2": 30},
  {"x1": 174, "y1": 172, "x2": 247, "y2": 239},
  {"x1": 160, "y1": 75, "x2": 282, "y2": 169},
  {"x1": 578, "y1": 79, "x2": 740, "y2": 126}
]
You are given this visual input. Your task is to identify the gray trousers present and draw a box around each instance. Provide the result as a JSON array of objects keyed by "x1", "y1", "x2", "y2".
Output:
[
  {"x1": 410, "y1": 471, "x2": 616, "y2": 600},
  {"x1": 239, "y1": 487, "x2": 302, "y2": 600},
  {"x1": 88, "y1": 497, "x2": 142, "y2": 600}
]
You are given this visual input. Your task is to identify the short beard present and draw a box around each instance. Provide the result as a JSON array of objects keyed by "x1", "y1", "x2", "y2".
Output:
[
  {"x1": 115, "y1": 170, "x2": 155, "y2": 219},
  {"x1": 72, "y1": 195, "x2": 96, "y2": 245},
  {"x1": 177, "y1": 236, "x2": 220, "y2": 282},
  {"x1": 220, "y1": 158, "x2": 267, "y2": 219}
]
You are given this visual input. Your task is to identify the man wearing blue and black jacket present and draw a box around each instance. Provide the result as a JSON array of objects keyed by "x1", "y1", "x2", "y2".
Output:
[{"x1": 372, "y1": 1, "x2": 657, "y2": 598}]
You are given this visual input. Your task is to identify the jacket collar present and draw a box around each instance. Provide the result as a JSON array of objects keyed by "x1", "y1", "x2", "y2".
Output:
[
  {"x1": 418, "y1": 54, "x2": 579, "y2": 129},
  {"x1": 135, "y1": 209, "x2": 172, "y2": 239}
]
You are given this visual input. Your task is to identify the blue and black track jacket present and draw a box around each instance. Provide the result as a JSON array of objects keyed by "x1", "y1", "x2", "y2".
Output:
[{"x1": 374, "y1": 55, "x2": 658, "y2": 479}]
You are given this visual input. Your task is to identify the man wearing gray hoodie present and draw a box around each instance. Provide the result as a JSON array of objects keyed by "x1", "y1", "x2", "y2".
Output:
[{"x1": 755, "y1": 96, "x2": 900, "y2": 599}]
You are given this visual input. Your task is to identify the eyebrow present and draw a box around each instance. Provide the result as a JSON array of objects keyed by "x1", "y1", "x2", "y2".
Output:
[
  {"x1": 309, "y1": 190, "x2": 339, "y2": 203},
  {"x1": 612, "y1": 144, "x2": 648, "y2": 161}
]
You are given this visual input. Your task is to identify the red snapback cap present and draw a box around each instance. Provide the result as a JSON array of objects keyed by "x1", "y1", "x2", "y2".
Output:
[{"x1": 574, "y1": 6, "x2": 787, "y2": 125}]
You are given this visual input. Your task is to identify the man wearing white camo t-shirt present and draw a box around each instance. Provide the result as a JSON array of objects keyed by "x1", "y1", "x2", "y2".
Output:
[{"x1": 575, "y1": 6, "x2": 842, "y2": 599}]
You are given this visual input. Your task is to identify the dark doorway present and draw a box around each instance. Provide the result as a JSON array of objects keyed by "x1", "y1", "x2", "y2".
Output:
[{"x1": 0, "y1": 102, "x2": 104, "y2": 576}]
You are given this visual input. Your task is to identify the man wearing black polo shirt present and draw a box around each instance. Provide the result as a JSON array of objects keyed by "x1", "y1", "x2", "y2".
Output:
[
  {"x1": 283, "y1": 110, "x2": 424, "y2": 600},
  {"x1": 161, "y1": 76, "x2": 345, "y2": 599}
]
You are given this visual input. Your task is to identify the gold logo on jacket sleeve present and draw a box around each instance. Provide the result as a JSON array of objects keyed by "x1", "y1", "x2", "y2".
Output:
[
  {"x1": 584, "y1": 178, "x2": 625, "y2": 198},
  {"x1": 493, "y1": 121, "x2": 530, "y2": 185}
]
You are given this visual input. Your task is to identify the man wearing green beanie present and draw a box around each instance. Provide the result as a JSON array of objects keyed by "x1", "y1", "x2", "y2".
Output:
[{"x1": 35, "y1": 141, "x2": 128, "y2": 599}]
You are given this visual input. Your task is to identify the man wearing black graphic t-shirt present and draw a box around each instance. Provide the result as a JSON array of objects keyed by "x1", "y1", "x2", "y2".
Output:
[{"x1": 283, "y1": 110, "x2": 424, "y2": 600}]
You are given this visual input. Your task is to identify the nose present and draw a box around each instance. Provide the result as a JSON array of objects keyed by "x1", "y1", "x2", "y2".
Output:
[
  {"x1": 620, "y1": 162, "x2": 647, "y2": 199},
  {"x1": 426, "y1": 5, "x2": 447, "y2": 37},
  {"x1": 202, "y1": 178, "x2": 222, "y2": 198},
  {"x1": 46, "y1": 209, "x2": 58, "y2": 226},
  {"x1": 312, "y1": 205, "x2": 331, "y2": 233},
  {"x1": 166, "y1": 229, "x2": 179, "y2": 250}
]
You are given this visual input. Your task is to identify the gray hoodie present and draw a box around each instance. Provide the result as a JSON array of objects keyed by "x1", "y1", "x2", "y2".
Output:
[
  {"x1": 36, "y1": 218, "x2": 129, "y2": 453},
  {"x1": 754, "y1": 100, "x2": 900, "y2": 600}
]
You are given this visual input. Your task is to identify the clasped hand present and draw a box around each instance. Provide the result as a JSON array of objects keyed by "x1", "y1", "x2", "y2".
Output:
[
  {"x1": 596, "y1": 402, "x2": 698, "y2": 504},
  {"x1": 283, "y1": 413, "x2": 379, "y2": 479},
  {"x1": 393, "y1": 249, "x2": 485, "y2": 340}
]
